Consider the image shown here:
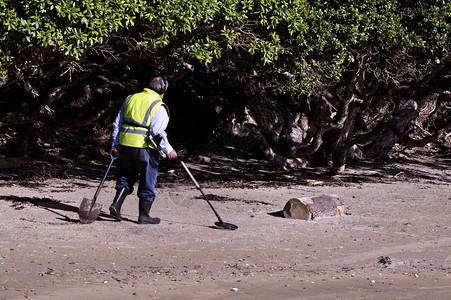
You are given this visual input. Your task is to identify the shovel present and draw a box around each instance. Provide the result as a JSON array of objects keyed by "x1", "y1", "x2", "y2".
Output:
[{"x1": 79, "y1": 152, "x2": 118, "y2": 224}]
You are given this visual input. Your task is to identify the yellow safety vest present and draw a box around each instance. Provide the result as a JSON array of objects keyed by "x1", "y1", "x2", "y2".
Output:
[{"x1": 119, "y1": 88, "x2": 169, "y2": 149}]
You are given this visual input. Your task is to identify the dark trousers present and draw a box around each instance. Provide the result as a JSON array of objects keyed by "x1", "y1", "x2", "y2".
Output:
[{"x1": 115, "y1": 146, "x2": 160, "y2": 203}]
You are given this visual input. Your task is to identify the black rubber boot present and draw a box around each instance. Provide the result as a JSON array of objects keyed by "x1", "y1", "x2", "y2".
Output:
[
  {"x1": 109, "y1": 187, "x2": 128, "y2": 221},
  {"x1": 138, "y1": 199, "x2": 160, "y2": 224}
]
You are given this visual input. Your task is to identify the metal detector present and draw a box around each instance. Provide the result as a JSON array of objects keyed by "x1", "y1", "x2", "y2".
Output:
[
  {"x1": 148, "y1": 134, "x2": 238, "y2": 230},
  {"x1": 177, "y1": 150, "x2": 238, "y2": 230}
]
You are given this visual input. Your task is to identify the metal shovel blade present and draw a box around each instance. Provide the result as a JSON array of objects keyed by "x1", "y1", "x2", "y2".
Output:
[{"x1": 79, "y1": 197, "x2": 102, "y2": 224}]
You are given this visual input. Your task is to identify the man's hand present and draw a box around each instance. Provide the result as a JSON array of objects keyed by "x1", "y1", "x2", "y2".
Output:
[
  {"x1": 112, "y1": 145, "x2": 120, "y2": 157},
  {"x1": 167, "y1": 149, "x2": 177, "y2": 159}
]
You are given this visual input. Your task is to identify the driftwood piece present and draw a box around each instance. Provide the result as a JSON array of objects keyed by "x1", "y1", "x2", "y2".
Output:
[{"x1": 283, "y1": 194, "x2": 344, "y2": 220}]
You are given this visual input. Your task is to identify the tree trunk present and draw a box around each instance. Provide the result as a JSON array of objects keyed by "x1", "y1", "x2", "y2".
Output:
[
  {"x1": 361, "y1": 99, "x2": 418, "y2": 158},
  {"x1": 327, "y1": 104, "x2": 357, "y2": 168}
]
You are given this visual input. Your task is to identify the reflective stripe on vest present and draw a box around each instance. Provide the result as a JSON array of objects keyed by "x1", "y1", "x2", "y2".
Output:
[{"x1": 118, "y1": 89, "x2": 168, "y2": 148}]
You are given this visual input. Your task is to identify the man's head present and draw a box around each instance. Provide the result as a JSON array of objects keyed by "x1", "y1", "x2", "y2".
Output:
[{"x1": 149, "y1": 77, "x2": 168, "y2": 95}]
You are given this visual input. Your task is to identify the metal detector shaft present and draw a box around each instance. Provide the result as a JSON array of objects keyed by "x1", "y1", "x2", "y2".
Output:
[{"x1": 180, "y1": 160, "x2": 224, "y2": 223}]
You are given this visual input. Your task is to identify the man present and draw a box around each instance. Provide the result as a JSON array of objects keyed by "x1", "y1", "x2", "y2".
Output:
[{"x1": 110, "y1": 76, "x2": 177, "y2": 224}]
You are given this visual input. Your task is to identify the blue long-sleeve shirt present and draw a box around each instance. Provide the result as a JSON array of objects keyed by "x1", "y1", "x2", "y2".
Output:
[{"x1": 112, "y1": 102, "x2": 174, "y2": 155}]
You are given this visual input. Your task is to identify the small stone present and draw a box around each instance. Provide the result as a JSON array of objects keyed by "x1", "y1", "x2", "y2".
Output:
[{"x1": 231, "y1": 287, "x2": 239, "y2": 292}]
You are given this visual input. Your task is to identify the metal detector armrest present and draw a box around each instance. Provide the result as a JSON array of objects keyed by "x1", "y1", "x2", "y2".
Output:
[{"x1": 146, "y1": 133, "x2": 167, "y2": 158}]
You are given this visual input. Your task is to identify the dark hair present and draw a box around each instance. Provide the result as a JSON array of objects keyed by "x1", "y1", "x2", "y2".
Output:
[{"x1": 149, "y1": 77, "x2": 168, "y2": 94}]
